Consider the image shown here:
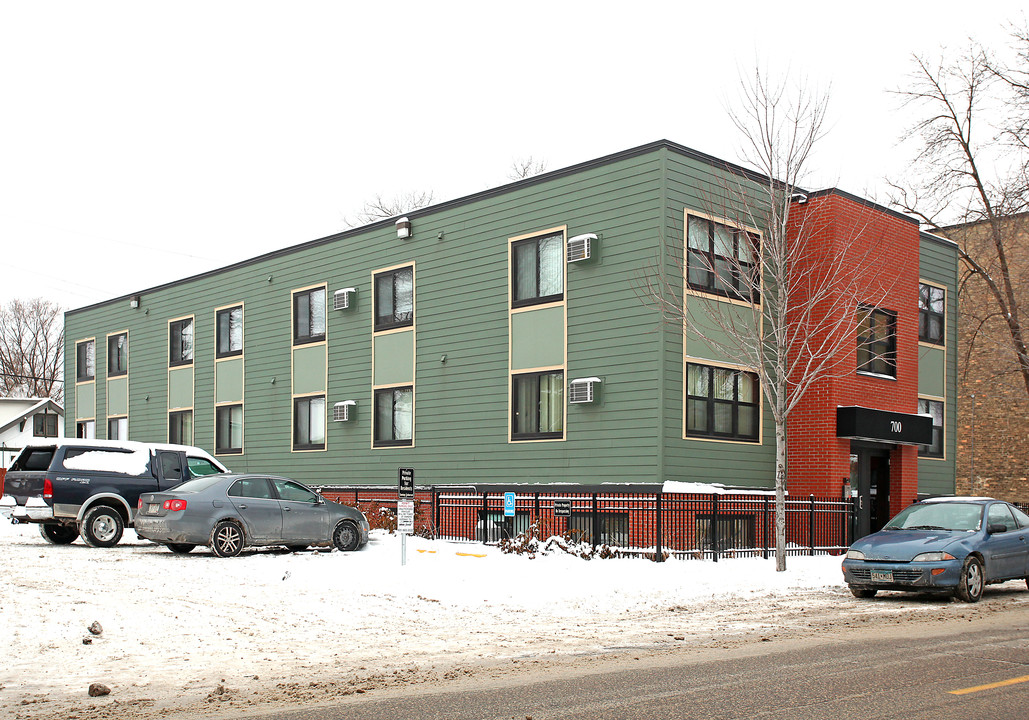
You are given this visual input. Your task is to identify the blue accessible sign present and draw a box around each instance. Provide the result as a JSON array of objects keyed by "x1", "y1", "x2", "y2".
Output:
[{"x1": 503, "y1": 492, "x2": 516, "y2": 517}]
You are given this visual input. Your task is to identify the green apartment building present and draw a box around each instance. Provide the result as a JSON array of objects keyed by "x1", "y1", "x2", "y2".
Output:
[{"x1": 63, "y1": 140, "x2": 958, "y2": 516}]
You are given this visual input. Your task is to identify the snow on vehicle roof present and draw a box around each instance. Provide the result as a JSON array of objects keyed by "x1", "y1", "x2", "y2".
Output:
[
  {"x1": 62, "y1": 447, "x2": 151, "y2": 475},
  {"x1": 21, "y1": 439, "x2": 227, "y2": 474}
]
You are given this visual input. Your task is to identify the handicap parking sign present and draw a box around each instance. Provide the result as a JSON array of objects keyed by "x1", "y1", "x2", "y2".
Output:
[{"x1": 504, "y1": 492, "x2": 516, "y2": 517}]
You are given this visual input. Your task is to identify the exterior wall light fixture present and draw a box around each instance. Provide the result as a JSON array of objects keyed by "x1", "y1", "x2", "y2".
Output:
[{"x1": 396, "y1": 217, "x2": 412, "y2": 239}]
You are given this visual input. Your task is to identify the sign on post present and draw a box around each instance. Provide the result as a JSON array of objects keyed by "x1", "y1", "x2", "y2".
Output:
[
  {"x1": 553, "y1": 499, "x2": 571, "y2": 517},
  {"x1": 397, "y1": 500, "x2": 415, "y2": 534},
  {"x1": 398, "y1": 467, "x2": 415, "y2": 499},
  {"x1": 504, "y1": 492, "x2": 516, "y2": 518}
]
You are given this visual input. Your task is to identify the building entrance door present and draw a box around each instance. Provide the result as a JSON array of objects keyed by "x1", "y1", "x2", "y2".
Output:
[{"x1": 851, "y1": 445, "x2": 892, "y2": 539}]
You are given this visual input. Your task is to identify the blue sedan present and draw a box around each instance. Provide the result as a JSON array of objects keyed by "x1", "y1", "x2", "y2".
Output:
[{"x1": 842, "y1": 498, "x2": 1029, "y2": 602}]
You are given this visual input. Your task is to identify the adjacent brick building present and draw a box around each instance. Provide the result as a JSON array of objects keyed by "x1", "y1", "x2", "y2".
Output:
[{"x1": 941, "y1": 214, "x2": 1029, "y2": 503}]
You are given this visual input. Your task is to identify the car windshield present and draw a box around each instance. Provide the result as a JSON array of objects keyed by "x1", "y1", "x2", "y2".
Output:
[
  {"x1": 883, "y1": 502, "x2": 983, "y2": 532},
  {"x1": 166, "y1": 474, "x2": 227, "y2": 494}
]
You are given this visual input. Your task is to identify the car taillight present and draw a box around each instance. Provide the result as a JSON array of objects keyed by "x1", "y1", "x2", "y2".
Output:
[
  {"x1": 137, "y1": 498, "x2": 144, "y2": 510},
  {"x1": 162, "y1": 499, "x2": 187, "y2": 512},
  {"x1": 43, "y1": 478, "x2": 53, "y2": 500}
]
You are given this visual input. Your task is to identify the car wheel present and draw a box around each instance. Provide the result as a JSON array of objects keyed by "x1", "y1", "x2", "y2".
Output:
[
  {"x1": 39, "y1": 522, "x2": 79, "y2": 545},
  {"x1": 80, "y1": 505, "x2": 125, "y2": 548},
  {"x1": 210, "y1": 520, "x2": 245, "y2": 558},
  {"x1": 955, "y1": 556, "x2": 984, "y2": 603},
  {"x1": 332, "y1": 520, "x2": 360, "y2": 552},
  {"x1": 849, "y1": 586, "x2": 877, "y2": 599},
  {"x1": 167, "y1": 543, "x2": 196, "y2": 554}
]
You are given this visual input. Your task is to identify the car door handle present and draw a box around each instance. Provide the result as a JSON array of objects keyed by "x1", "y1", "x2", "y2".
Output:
[
  {"x1": 283, "y1": 507, "x2": 291, "y2": 512},
  {"x1": 239, "y1": 504, "x2": 247, "y2": 510}
]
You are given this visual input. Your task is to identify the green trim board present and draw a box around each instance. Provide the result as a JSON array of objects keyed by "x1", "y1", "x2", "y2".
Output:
[
  {"x1": 216, "y1": 357, "x2": 245, "y2": 404},
  {"x1": 511, "y1": 305, "x2": 565, "y2": 371},
  {"x1": 168, "y1": 367, "x2": 194, "y2": 411},
  {"x1": 292, "y1": 344, "x2": 326, "y2": 395},
  {"x1": 373, "y1": 330, "x2": 415, "y2": 386},
  {"x1": 107, "y1": 376, "x2": 128, "y2": 416}
]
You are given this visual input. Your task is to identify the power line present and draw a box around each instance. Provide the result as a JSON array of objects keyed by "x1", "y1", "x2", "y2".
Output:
[{"x1": 0, "y1": 371, "x2": 64, "y2": 384}]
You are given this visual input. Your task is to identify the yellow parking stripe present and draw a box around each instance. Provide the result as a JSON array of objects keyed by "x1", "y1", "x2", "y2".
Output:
[{"x1": 949, "y1": 674, "x2": 1029, "y2": 695}]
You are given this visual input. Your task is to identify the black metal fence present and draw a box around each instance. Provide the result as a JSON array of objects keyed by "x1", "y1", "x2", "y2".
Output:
[{"x1": 321, "y1": 485, "x2": 855, "y2": 562}]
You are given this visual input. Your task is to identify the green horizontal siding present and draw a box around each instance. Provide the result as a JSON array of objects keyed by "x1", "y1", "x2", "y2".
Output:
[
  {"x1": 917, "y1": 236, "x2": 960, "y2": 495},
  {"x1": 65, "y1": 151, "x2": 667, "y2": 485}
]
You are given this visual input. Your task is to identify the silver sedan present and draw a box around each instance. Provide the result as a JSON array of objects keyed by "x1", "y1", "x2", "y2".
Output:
[{"x1": 135, "y1": 474, "x2": 369, "y2": 556}]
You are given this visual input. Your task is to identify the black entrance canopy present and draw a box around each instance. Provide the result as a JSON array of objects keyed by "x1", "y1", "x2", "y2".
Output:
[{"x1": 836, "y1": 406, "x2": 932, "y2": 446}]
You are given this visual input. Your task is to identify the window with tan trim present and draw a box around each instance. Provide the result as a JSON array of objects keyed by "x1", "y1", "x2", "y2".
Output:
[
  {"x1": 686, "y1": 363, "x2": 759, "y2": 442},
  {"x1": 511, "y1": 370, "x2": 564, "y2": 441},
  {"x1": 686, "y1": 214, "x2": 759, "y2": 302},
  {"x1": 511, "y1": 232, "x2": 564, "y2": 308},
  {"x1": 917, "y1": 398, "x2": 944, "y2": 458}
]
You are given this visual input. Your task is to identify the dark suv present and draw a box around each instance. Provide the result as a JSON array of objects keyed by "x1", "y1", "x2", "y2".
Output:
[{"x1": 1, "y1": 440, "x2": 228, "y2": 547}]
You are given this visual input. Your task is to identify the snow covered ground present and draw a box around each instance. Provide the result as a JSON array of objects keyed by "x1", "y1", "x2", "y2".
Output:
[{"x1": 1, "y1": 518, "x2": 1025, "y2": 720}]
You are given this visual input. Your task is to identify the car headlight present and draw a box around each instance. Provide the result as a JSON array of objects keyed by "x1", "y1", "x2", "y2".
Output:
[
  {"x1": 846, "y1": 549, "x2": 865, "y2": 560},
  {"x1": 911, "y1": 551, "x2": 956, "y2": 562}
]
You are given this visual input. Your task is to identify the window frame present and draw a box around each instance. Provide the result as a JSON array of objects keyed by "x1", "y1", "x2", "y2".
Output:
[
  {"x1": 216, "y1": 305, "x2": 244, "y2": 358},
  {"x1": 107, "y1": 416, "x2": 128, "y2": 441},
  {"x1": 168, "y1": 410, "x2": 193, "y2": 445},
  {"x1": 374, "y1": 266, "x2": 415, "y2": 332},
  {"x1": 76, "y1": 339, "x2": 96, "y2": 382},
  {"x1": 685, "y1": 214, "x2": 760, "y2": 303},
  {"x1": 511, "y1": 369, "x2": 565, "y2": 442},
  {"x1": 76, "y1": 419, "x2": 96, "y2": 439},
  {"x1": 292, "y1": 286, "x2": 326, "y2": 346},
  {"x1": 33, "y1": 413, "x2": 59, "y2": 438},
  {"x1": 685, "y1": 362, "x2": 760, "y2": 443},
  {"x1": 857, "y1": 305, "x2": 897, "y2": 378},
  {"x1": 292, "y1": 395, "x2": 326, "y2": 451},
  {"x1": 373, "y1": 385, "x2": 414, "y2": 448},
  {"x1": 917, "y1": 397, "x2": 945, "y2": 459},
  {"x1": 918, "y1": 282, "x2": 945, "y2": 346},
  {"x1": 169, "y1": 317, "x2": 194, "y2": 367},
  {"x1": 510, "y1": 231, "x2": 565, "y2": 309},
  {"x1": 215, "y1": 403, "x2": 244, "y2": 455},
  {"x1": 107, "y1": 333, "x2": 127, "y2": 377}
]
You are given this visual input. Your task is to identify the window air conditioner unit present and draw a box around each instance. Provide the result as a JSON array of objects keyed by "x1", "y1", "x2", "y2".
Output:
[
  {"x1": 333, "y1": 400, "x2": 357, "y2": 422},
  {"x1": 569, "y1": 377, "x2": 601, "y2": 404},
  {"x1": 334, "y1": 288, "x2": 356, "y2": 310},
  {"x1": 567, "y1": 233, "x2": 596, "y2": 263}
]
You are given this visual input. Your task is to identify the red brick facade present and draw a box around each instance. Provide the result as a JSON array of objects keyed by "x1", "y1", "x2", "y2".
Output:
[{"x1": 785, "y1": 192, "x2": 922, "y2": 516}]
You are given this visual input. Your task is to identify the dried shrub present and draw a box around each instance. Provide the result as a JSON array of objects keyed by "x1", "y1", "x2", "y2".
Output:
[{"x1": 499, "y1": 521, "x2": 627, "y2": 560}]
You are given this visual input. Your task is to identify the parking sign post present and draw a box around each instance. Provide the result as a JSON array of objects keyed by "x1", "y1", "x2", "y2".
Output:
[{"x1": 398, "y1": 468, "x2": 415, "y2": 566}]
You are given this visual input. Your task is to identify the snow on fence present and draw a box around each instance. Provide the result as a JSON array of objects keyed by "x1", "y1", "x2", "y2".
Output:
[{"x1": 317, "y1": 485, "x2": 856, "y2": 562}]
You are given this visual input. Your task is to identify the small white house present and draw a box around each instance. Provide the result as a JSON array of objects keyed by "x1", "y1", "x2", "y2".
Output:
[{"x1": 0, "y1": 398, "x2": 64, "y2": 470}]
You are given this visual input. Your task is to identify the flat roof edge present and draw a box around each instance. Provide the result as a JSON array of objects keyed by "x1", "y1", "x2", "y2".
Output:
[{"x1": 67, "y1": 140, "x2": 782, "y2": 318}]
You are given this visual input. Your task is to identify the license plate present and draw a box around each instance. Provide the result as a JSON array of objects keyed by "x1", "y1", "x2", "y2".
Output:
[
  {"x1": 148, "y1": 504, "x2": 159, "y2": 514},
  {"x1": 870, "y1": 570, "x2": 893, "y2": 583}
]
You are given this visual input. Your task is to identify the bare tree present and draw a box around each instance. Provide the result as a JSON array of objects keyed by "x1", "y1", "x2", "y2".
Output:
[
  {"x1": 0, "y1": 298, "x2": 64, "y2": 402},
  {"x1": 343, "y1": 191, "x2": 435, "y2": 229},
  {"x1": 636, "y1": 70, "x2": 895, "y2": 571},
  {"x1": 508, "y1": 156, "x2": 548, "y2": 180},
  {"x1": 888, "y1": 27, "x2": 1029, "y2": 396}
]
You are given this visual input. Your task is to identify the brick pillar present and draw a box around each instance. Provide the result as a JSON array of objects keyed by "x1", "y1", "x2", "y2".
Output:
[{"x1": 889, "y1": 445, "x2": 920, "y2": 515}]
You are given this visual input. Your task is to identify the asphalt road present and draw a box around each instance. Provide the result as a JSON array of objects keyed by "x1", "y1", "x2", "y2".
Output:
[{"x1": 249, "y1": 614, "x2": 1029, "y2": 720}]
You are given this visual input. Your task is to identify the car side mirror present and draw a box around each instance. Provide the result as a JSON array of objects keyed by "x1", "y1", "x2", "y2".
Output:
[
  {"x1": 987, "y1": 523, "x2": 1008, "y2": 534},
  {"x1": 314, "y1": 498, "x2": 325, "y2": 506}
]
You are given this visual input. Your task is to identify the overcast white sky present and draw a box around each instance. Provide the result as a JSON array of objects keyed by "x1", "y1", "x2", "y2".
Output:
[{"x1": 1, "y1": 1, "x2": 1025, "y2": 310}]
